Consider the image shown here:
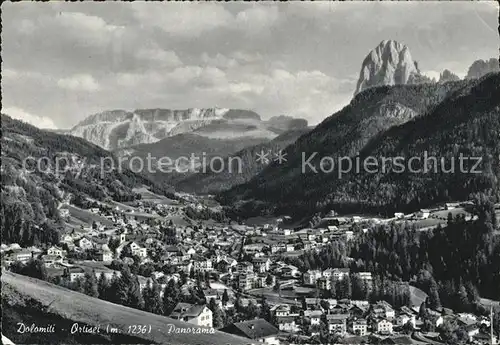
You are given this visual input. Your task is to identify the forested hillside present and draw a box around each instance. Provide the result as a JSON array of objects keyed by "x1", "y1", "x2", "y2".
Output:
[
  {"x1": 288, "y1": 196, "x2": 500, "y2": 313},
  {"x1": 221, "y1": 73, "x2": 500, "y2": 219},
  {"x1": 119, "y1": 132, "x2": 267, "y2": 188},
  {"x1": 1, "y1": 115, "x2": 173, "y2": 246},
  {"x1": 175, "y1": 128, "x2": 310, "y2": 194}
]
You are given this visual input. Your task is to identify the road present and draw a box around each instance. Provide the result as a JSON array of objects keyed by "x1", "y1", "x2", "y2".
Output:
[{"x1": 412, "y1": 332, "x2": 444, "y2": 344}]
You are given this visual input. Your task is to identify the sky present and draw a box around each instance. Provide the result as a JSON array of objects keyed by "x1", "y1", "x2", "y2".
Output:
[{"x1": 1, "y1": 1, "x2": 498, "y2": 129}]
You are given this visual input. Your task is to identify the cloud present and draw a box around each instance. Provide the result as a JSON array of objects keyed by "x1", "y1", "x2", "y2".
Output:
[
  {"x1": 131, "y1": 3, "x2": 233, "y2": 37},
  {"x1": 57, "y1": 74, "x2": 100, "y2": 92},
  {"x1": 135, "y1": 46, "x2": 182, "y2": 68},
  {"x1": 234, "y1": 5, "x2": 281, "y2": 33},
  {"x1": 53, "y1": 11, "x2": 125, "y2": 46},
  {"x1": 201, "y1": 53, "x2": 239, "y2": 69},
  {"x1": 130, "y1": 3, "x2": 280, "y2": 38},
  {"x1": 3, "y1": 106, "x2": 58, "y2": 129},
  {"x1": 105, "y1": 61, "x2": 354, "y2": 124}
]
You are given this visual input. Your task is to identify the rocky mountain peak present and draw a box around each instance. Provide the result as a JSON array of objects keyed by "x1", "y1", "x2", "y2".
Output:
[
  {"x1": 354, "y1": 40, "x2": 421, "y2": 95},
  {"x1": 438, "y1": 69, "x2": 461, "y2": 83},
  {"x1": 465, "y1": 58, "x2": 499, "y2": 79}
]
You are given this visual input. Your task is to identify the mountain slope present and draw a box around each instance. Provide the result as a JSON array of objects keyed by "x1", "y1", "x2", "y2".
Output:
[
  {"x1": 1, "y1": 115, "x2": 172, "y2": 246},
  {"x1": 221, "y1": 73, "x2": 500, "y2": 218},
  {"x1": 332, "y1": 72, "x2": 500, "y2": 212},
  {"x1": 116, "y1": 133, "x2": 269, "y2": 187},
  {"x1": 2, "y1": 271, "x2": 249, "y2": 345},
  {"x1": 175, "y1": 127, "x2": 311, "y2": 194}
]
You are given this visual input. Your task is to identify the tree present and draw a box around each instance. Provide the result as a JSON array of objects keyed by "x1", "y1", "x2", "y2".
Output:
[
  {"x1": 273, "y1": 281, "x2": 280, "y2": 292},
  {"x1": 208, "y1": 298, "x2": 224, "y2": 328},
  {"x1": 235, "y1": 294, "x2": 243, "y2": 313},
  {"x1": 24, "y1": 259, "x2": 48, "y2": 281},
  {"x1": 465, "y1": 281, "x2": 480, "y2": 304},
  {"x1": 108, "y1": 237, "x2": 120, "y2": 254},
  {"x1": 83, "y1": 270, "x2": 98, "y2": 297},
  {"x1": 120, "y1": 245, "x2": 133, "y2": 259},
  {"x1": 144, "y1": 279, "x2": 163, "y2": 315},
  {"x1": 260, "y1": 296, "x2": 271, "y2": 322},
  {"x1": 419, "y1": 301, "x2": 428, "y2": 320},
  {"x1": 428, "y1": 278, "x2": 441, "y2": 310},
  {"x1": 246, "y1": 300, "x2": 259, "y2": 319},
  {"x1": 74, "y1": 276, "x2": 85, "y2": 293},
  {"x1": 108, "y1": 272, "x2": 121, "y2": 303},
  {"x1": 151, "y1": 279, "x2": 164, "y2": 315},
  {"x1": 319, "y1": 300, "x2": 330, "y2": 311},
  {"x1": 266, "y1": 274, "x2": 274, "y2": 286},
  {"x1": 351, "y1": 274, "x2": 367, "y2": 300},
  {"x1": 339, "y1": 275, "x2": 352, "y2": 300},
  {"x1": 127, "y1": 275, "x2": 144, "y2": 310},
  {"x1": 162, "y1": 278, "x2": 180, "y2": 315},
  {"x1": 9, "y1": 261, "x2": 26, "y2": 275},
  {"x1": 97, "y1": 272, "x2": 109, "y2": 300},
  {"x1": 142, "y1": 279, "x2": 154, "y2": 312},
  {"x1": 222, "y1": 289, "x2": 229, "y2": 306},
  {"x1": 402, "y1": 321, "x2": 415, "y2": 335},
  {"x1": 456, "y1": 284, "x2": 470, "y2": 313},
  {"x1": 116, "y1": 265, "x2": 133, "y2": 305}
]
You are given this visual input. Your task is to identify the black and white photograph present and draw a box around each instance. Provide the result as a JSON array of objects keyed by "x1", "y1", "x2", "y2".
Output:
[{"x1": 1, "y1": 1, "x2": 500, "y2": 344}]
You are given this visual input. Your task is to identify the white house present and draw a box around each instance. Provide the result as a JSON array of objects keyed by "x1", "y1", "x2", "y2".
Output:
[
  {"x1": 169, "y1": 303, "x2": 213, "y2": 328},
  {"x1": 352, "y1": 319, "x2": 368, "y2": 336},
  {"x1": 375, "y1": 319, "x2": 393, "y2": 335},
  {"x1": 47, "y1": 246, "x2": 64, "y2": 257}
]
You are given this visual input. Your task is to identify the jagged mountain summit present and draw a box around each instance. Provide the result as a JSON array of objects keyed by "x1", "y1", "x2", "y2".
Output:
[
  {"x1": 438, "y1": 69, "x2": 461, "y2": 83},
  {"x1": 354, "y1": 40, "x2": 427, "y2": 95},
  {"x1": 69, "y1": 108, "x2": 307, "y2": 150},
  {"x1": 466, "y1": 58, "x2": 499, "y2": 79}
]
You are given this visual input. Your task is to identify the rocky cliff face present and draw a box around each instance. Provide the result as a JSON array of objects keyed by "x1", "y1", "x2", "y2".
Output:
[
  {"x1": 438, "y1": 69, "x2": 461, "y2": 83},
  {"x1": 70, "y1": 108, "x2": 259, "y2": 150},
  {"x1": 465, "y1": 58, "x2": 499, "y2": 79},
  {"x1": 354, "y1": 40, "x2": 424, "y2": 95},
  {"x1": 70, "y1": 108, "x2": 308, "y2": 150}
]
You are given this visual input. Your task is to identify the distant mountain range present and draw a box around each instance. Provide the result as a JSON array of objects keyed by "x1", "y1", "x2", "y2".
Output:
[{"x1": 66, "y1": 108, "x2": 308, "y2": 151}]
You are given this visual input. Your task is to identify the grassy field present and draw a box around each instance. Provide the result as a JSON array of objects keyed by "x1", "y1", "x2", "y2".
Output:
[
  {"x1": 409, "y1": 286, "x2": 428, "y2": 307},
  {"x1": 1, "y1": 271, "x2": 249, "y2": 345},
  {"x1": 246, "y1": 287, "x2": 301, "y2": 306},
  {"x1": 65, "y1": 205, "x2": 115, "y2": 227},
  {"x1": 480, "y1": 297, "x2": 500, "y2": 308},
  {"x1": 132, "y1": 187, "x2": 178, "y2": 203},
  {"x1": 108, "y1": 200, "x2": 137, "y2": 212}
]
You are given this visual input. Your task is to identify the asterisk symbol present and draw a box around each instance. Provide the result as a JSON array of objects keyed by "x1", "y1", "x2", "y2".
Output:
[
  {"x1": 256, "y1": 149, "x2": 271, "y2": 165},
  {"x1": 274, "y1": 150, "x2": 287, "y2": 164}
]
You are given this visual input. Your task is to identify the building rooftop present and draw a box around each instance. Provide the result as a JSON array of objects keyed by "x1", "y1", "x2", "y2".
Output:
[{"x1": 220, "y1": 319, "x2": 279, "y2": 340}]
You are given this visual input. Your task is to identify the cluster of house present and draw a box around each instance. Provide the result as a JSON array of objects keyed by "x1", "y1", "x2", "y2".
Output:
[
  {"x1": 303, "y1": 268, "x2": 372, "y2": 291},
  {"x1": 272, "y1": 299, "x2": 402, "y2": 336},
  {"x1": 2, "y1": 197, "x2": 498, "y2": 345}
]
